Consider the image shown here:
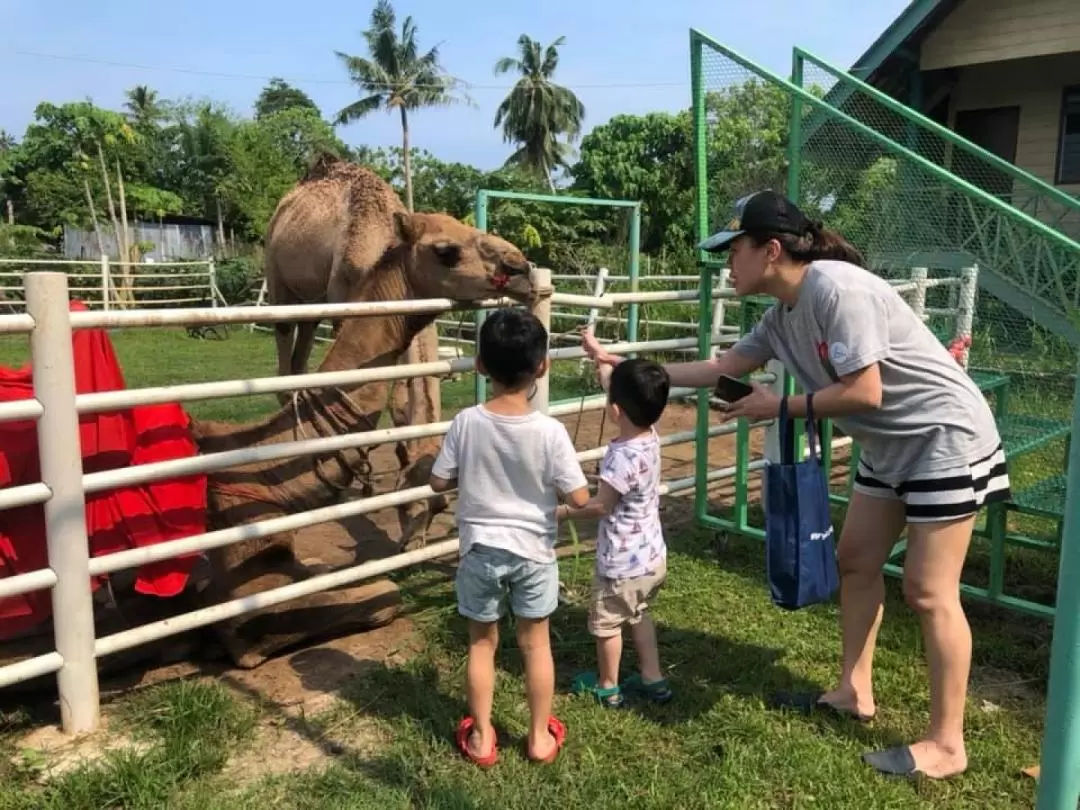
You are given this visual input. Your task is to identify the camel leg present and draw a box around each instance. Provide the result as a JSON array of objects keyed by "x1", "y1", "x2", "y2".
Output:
[
  {"x1": 291, "y1": 321, "x2": 320, "y2": 376},
  {"x1": 206, "y1": 537, "x2": 403, "y2": 669},
  {"x1": 274, "y1": 323, "x2": 297, "y2": 405},
  {"x1": 275, "y1": 323, "x2": 295, "y2": 378}
]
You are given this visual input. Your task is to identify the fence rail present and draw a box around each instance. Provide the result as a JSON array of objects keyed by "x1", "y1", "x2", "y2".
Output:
[
  {"x1": 0, "y1": 256, "x2": 223, "y2": 311},
  {"x1": 0, "y1": 267, "x2": 793, "y2": 734}
]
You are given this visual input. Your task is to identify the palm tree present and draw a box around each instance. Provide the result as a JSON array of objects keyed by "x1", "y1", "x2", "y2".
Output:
[
  {"x1": 334, "y1": 0, "x2": 468, "y2": 211},
  {"x1": 123, "y1": 86, "x2": 166, "y2": 128},
  {"x1": 493, "y1": 35, "x2": 585, "y2": 190}
]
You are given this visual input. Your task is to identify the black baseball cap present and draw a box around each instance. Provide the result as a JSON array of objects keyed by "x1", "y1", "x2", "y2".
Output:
[{"x1": 698, "y1": 189, "x2": 813, "y2": 253}]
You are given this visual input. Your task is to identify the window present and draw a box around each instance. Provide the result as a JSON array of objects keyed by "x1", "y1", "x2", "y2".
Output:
[{"x1": 1057, "y1": 87, "x2": 1080, "y2": 185}]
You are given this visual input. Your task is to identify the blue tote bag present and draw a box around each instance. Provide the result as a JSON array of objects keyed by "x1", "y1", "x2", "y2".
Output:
[{"x1": 763, "y1": 394, "x2": 840, "y2": 611}]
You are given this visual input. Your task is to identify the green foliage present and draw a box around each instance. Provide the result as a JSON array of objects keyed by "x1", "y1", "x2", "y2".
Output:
[
  {"x1": 253, "y1": 78, "x2": 320, "y2": 120},
  {"x1": 572, "y1": 111, "x2": 695, "y2": 254},
  {"x1": 493, "y1": 34, "x2": 586, "y2": 186},
  {"x1": 213, "y1": 256, "x2": 263, "y2": 304}
]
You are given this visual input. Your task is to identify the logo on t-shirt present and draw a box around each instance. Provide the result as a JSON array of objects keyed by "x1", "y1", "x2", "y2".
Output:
[
  {"x1": 816, "y1": 340, "x2": 841, "y2": 384},
  {"x1": 828, "y1": 341, "x2": 849, "y2": 366}
]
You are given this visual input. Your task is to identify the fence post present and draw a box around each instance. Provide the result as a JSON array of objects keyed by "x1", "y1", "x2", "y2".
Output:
[
  {"x1": 626, "y1": 204, "x2": 641, "y2": 358},
  {"x1": 530, "y1": 266, "x2": 553, "y2": 415},
  {"x1": 711, "y1": 267, "x2": 730, "y2": 339},
  {"x1": 909, "y1": 266, "x2": 928, "y2": 321},
  {"x1": 473, "y1": 191, "x2": 491, "y2": 404},
  {"x1": 100, "y1": 255, "x2": 110, "y2": 312},
  {"x1": 25, "y1": 272, "x2": 100, "y2": 735},
  {"x1": 760, "y1": 359, "x2": 788, "y2": 514},
  {"x1": 580, "y1": 267, "x2": 609, "y2": 370},
  {"x1": 955, "y1": 265, "x2": 978, "y2": 369},
  {"x1": 208, "y1": 258, "x2": 218, "y2": 308}
]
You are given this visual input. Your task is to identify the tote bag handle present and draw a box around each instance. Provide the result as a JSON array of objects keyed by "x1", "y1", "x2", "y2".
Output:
[{"x1": 778, "y1": 393, "x2": 819, "y2": 466}]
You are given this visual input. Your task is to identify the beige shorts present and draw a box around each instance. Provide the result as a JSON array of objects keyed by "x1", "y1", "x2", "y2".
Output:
[{"x1": 587, "y1": 561, "x2": 667, "y2": 638}]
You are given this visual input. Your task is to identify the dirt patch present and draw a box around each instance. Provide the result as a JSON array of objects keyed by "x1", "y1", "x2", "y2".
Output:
[{"x1": 8, "y1": 716, "x2": 152, "y2": 784}]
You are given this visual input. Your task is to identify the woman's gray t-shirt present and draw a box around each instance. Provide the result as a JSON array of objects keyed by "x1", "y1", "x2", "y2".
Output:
[{"x1": 732, "y1": 260, "x2": 1001, "y2": 484}]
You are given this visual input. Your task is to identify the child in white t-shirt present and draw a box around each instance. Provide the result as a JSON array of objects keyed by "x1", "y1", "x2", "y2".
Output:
[
  {"x1": 560, "y1": 341, "x2": 672, "y2": 709},
  {"x1": 430, "y1": 307, "x2": 589, "y2": 768}
]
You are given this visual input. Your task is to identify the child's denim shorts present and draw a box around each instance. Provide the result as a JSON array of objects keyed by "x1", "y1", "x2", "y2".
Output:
[{"x1": 456, "y1": 543, "x2": 559, "y2": 622}]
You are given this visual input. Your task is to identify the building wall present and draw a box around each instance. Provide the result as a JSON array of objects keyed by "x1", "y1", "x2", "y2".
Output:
[
  {"x1": 946, "y1": 52, "x2": 1080, "y2": 198},
  {"x1": 62, "y1": 221, "x2": 216, "y2": 261},
  {"x1": 921, "y1": 0, "x2": 1080, "y2": 70}
]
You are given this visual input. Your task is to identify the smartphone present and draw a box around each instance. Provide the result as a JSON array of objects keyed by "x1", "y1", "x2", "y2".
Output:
[{"x1": 713, "y1": 374, "x2": 753, "y2": 404}]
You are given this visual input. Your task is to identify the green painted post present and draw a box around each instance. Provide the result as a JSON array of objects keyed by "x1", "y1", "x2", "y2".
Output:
[
  {"x1": 787, "y1": 49, "x2": 804, "y2": 205},
  {"x1": 695, "y1": 262, "x2": 715, "y2": 526},
  {"x1": 786, "y1": 50, "x2": 808, "y2": 465},
  {"x1": 1036, "y1": 366, "x2": 1080, "y2": 810},
  {"x1": 627, "y1": 205, "x2": 642, "y2": 356},
  {"x1": 690, "y1": 30, "x2": 713, "y2": 529},
  {"x1": 474, "y1": 191, "x2": 489, "y2": 404}
]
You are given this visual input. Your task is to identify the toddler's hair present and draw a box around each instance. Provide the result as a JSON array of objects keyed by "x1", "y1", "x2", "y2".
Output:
[
  {"x1": 478, "y1": 308, "x2": 548, "y2": 389},
  {"x1": 608, "y1": 358, "x2": 670, "y2": 427}
]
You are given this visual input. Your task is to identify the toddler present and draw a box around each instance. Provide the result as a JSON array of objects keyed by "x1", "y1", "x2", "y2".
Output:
[
  {"x1": 430, "y1": 307, "x2": 590, "y2": 766},
  {"x1": 560, "y1": 347, "x2": 672, "y2": 708}
]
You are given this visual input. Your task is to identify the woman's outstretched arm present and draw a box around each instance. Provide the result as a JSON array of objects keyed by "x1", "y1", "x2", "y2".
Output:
[{"x1": 579, "y1": 327, "x2": 765, "y2": 388}]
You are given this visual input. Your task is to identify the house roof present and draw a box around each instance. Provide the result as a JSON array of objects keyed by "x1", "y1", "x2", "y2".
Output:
[
  {"x1": 799, "y1": 0, "x2": 960, "y2": 161},
  {"x1": 845, "y1": 0, "x2": 960, "y2": 92}
]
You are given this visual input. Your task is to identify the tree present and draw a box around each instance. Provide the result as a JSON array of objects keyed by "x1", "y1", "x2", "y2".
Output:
[
  {"x1": 254, "y1": 78, "x2": 320, "y2": 120},
  {"x1": 333, "y1": 0, "x2": 469, "y2": 212},
  {"x1": 0, "y1": 131, "x2": 17, "y2": 224},
  {"x1": 124, "y1": 86, "x2": 167, "y2": 129},
  {"x1": 493, "y1": 35, "x2": 585, "y2": 190},
  {"x1": 572, "y1": 111, "x2": 695, "y2": 254}
]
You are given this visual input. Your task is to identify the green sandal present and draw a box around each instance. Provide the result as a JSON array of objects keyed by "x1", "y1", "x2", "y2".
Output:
[
  {"x1": 621, "y1": 673, "x2": 673, "y2": 704},
  {"x1": 570, "y1": 671, "x2": 625, "y2": 709}
]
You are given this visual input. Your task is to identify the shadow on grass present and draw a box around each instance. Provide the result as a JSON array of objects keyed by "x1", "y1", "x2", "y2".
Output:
[{"x1": 680, "y1": 501, "x2": 1055, "y2": 693}]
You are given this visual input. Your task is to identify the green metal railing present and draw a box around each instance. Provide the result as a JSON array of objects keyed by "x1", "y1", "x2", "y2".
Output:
[
  {"x1": 472, "y1": 189, "x2": 641, "y2": 405},
  {"x1": 690, "y1": 25, "x2": 1080, "y2": 809},
  {"x1": 795, "y1": 47, "x2": 1080, "y2": 240},
  {"x1": 792, "y1": 47, "x2": 1080, "y2": 346}
]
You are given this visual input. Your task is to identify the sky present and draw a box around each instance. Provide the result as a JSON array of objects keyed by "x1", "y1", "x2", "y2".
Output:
[{"x1": 2, "y1": 0, "x2": 912, "y2": 171}]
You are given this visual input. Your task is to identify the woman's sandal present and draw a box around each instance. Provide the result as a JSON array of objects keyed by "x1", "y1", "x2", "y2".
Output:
[
  {"x1": 456, "y1": 716, "x2": 498, "y2": 769},
  {"x1": 527, "y1": 716, "x2": 567, "y2": 764}
]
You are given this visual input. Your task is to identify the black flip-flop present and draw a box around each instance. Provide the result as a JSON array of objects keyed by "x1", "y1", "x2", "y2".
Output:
[
  {"x1": 767, "y1": 690, "x2": 874, "y2": 723},
  {"x1": 862, "y1": 746, "x2": 924, "y2": 779}
]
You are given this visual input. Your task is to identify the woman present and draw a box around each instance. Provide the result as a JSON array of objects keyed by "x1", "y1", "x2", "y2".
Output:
[{"x1": 581, "y1": 189, "x2": 1009, "y2": 780}]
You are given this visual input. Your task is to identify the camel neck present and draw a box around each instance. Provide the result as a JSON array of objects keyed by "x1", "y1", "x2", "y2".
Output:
[
  {"x1": 197, "y1": 261, "x2": 434, "y2": 512},
  {"x1": 317, "y1": 263, "x2": 433, "y2": 375}
]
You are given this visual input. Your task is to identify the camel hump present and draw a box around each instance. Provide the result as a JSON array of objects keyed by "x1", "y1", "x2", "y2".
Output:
[{"x1": 304, "y1": 151, "x2": 347, "y2": 182}]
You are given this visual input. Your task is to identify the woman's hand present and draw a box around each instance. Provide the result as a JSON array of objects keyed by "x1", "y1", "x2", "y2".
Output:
[
  {"x1": 718, "y1": 383, "x2": 782, "y2": 423},
  {"x1": 580, "y1": 326, "x2": 620, "y2": 367}
]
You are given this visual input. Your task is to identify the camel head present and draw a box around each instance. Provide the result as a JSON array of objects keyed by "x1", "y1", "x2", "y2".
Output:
[{"x1": 392, "y1": 212, "x2": 535, "y2": 304}]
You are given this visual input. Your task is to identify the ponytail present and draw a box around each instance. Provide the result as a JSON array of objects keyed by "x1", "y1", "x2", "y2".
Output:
[
  {"x1": 805, "y1": 221, "x2": 866, "y2": 267},
  {"x1": 749, "y1": 221, "x2": 866, "y2": 268}
]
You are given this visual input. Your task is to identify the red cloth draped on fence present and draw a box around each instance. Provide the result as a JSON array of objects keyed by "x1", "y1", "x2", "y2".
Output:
[{"x1": 0, "y1": 300, "x2": 207, "y2": 640}]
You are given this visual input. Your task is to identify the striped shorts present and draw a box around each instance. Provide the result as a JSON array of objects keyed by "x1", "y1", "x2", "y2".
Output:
[{"x1": 853, "y1": 444, "x2": 1011, "y2": 523}]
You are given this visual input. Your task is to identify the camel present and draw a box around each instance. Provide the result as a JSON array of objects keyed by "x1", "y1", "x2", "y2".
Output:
[
  {"x1": 1, "y1": 210, "x2": 534, "y2": 682},
  {"x1": 262, "y1": 155, "x2": 443, "y2": 498}
]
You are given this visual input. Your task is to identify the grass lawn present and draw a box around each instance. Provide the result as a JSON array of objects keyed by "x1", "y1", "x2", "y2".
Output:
[
  {"x1": 0, "y1": 324, "x2": 1062, "y2": 808},
  {"x1": 0, "y1": 526, "x2": 1053, "y2": 809}
]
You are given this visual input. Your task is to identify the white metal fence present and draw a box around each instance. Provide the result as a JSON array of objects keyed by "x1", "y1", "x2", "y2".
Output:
[
  {"x1": 0, "y1": 261, "x2": 976, "y2": 735},
  {"x1": 0, "y1": 267, "x2": 781, "y2": 736},
  {"x1": 0, "y1": 256, "x2": 223, "y2": 312}
]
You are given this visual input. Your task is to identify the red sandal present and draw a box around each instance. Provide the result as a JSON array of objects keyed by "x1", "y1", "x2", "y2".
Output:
[
  {"x1": 456, "y1": 716, "x2": 498, "y2": 768},
  {"x1": 527, "y1": 716, "x2": 567, "y2": 764}
]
